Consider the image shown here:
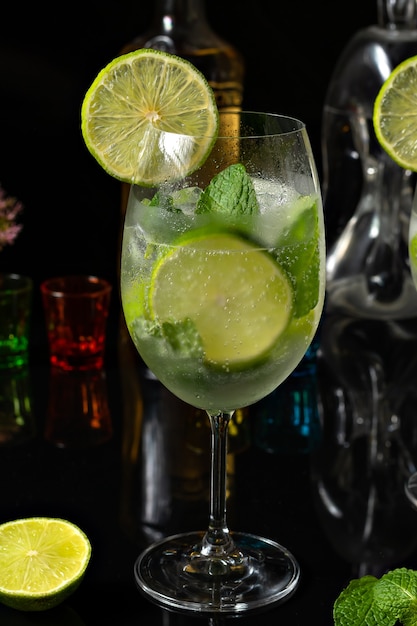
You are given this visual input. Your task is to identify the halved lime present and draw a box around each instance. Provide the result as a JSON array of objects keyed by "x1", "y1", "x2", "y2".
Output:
[
  {"x1": 0, "y1": 517, "x2": 91, "y2": 611},
  {"x1": 148, "y1": 230, "x2": 294, "y2": 367},
  {"x1": 373, "y1": 55, "x2": 417, "y2": 171},
  {"x1": 81, "y1": 48, "x2": 219, "y2": 185}
]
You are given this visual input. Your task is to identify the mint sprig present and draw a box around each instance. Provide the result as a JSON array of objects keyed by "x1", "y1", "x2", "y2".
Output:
[
  {"x1": 196, "y1": 163, "x2": 259, "y2": 216},
  {"x1": 333, "y1": 568, "x2": 417, "y2": 626}
]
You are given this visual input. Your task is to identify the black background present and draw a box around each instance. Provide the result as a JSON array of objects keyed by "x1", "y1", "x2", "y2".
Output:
[
  {"x1": 0, "y1": 0, "x2": 376, "y2": 292},
  {"x1": 2, "y1": 4, "x2": 417, "y2": 625}
]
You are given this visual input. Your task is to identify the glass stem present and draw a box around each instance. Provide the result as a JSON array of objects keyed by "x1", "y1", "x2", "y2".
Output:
[{"x1": 201, "y1": 410, "x2": 235, "y2": 557}]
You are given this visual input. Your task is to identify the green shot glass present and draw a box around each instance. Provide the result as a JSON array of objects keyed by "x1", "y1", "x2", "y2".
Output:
[{"x1": 0, "y1": 274, "x2": 33, "y2": 369}]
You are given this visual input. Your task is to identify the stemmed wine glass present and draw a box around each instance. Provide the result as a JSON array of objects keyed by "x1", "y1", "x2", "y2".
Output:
[{"x1": 120, "y1": 111, "x2": 326, "y2": 614}]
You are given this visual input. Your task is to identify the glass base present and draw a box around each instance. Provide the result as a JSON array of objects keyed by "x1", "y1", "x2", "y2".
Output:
[{"x1": 134, "y1": 530, "x2": 300, "y2": 615}]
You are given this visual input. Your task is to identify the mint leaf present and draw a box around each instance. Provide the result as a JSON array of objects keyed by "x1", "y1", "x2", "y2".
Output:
[
  {"x1": 149, "y1": 190, "x2": 182, "y2": 213},
  {"x1": 274, "y1": 197, "x2": 320, "y2": 318},
  {"x1": 333, "y1": 569, "x2": 417, "y2": 626},
  {"x1": 333, "y1": 576, "x2": 389, "y2": 626},
  {"x1": 149, "y1": 186, "x2": 203, "y2": 214},
  {"x1": 161, "y1": 319, "x2": 204, "y2": 357},
  {"x1": 196, "y1": 163, "x2": 259, "y2": 216},
  {"x1": 132, "y1": 317, "x2": 204, "y2": 359},
  {"x1": 375, "y1": 569, "x2": 417, "y2": 625}
]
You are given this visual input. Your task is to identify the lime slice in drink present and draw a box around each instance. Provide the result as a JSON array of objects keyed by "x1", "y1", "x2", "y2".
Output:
[
  {"x1": 0, "y1": 517, "x2": 91, "y2": 611},
  {"x1": 148, "y1": 230, "x2": 294, "y2": 368},
  {"x1": 373, "y1": 55, "x2": 417, "y2": 171},
  {"x1": 81, "y1": 48, "x2": 219, "y2": 185}
]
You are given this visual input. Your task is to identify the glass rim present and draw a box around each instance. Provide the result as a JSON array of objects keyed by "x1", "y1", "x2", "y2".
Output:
[
  {"x1": 217, "y1": 111, "x2": 306, "y2": 138},
  {"x1": 40, "y1": 275, "x2": 112, "y2": 298},
  {"x1": 0, "y1": 273, "x2": 33, "y2": 294},
  {"x1": 156, "y1": 111, "x2": 306, "y2": 141}
]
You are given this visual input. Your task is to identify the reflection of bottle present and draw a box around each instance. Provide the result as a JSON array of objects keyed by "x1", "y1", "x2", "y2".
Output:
[
  {"x1": 313, "y1": 314, "x2": 417, "y2": 576},
  {"x1": 119, "y1": 364, "x2": 229, "y2": 547},
  {"x1": 322, "y1": 0, "x2": 417, "y2": 319}
]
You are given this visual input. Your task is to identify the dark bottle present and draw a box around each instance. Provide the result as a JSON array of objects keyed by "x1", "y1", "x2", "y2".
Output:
[
  {"x1": 119, "y1": 0, "x2": 245, "y2": 211},
  {"x1": 117, "y1": 4, "x2": 248, "y2": 512},
  {"x1": 120, "y1": 0, "x2": 244, "y2": 112},
  {"x1": 322, "y1": 0, "x2": 417, "y2": 319}
]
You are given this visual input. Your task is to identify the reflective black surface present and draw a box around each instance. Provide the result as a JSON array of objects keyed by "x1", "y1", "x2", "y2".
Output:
[
  {"x1": 0, "y1": 0, "x2": 410, "y2": 622},
  {"x1": 2, "y1": 309, "x2": 417, "y2": 626}
]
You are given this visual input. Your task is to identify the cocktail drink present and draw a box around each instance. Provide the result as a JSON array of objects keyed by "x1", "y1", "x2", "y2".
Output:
[
  {"x1": 81, "y1": 50, "x2": 325, "y2": 614},
  {"x1": 121, "y1": 120, "x2": 323, "y2": 414},
  {"x1": 120, "y1": 112, "x2": 325, "y2": 612}
]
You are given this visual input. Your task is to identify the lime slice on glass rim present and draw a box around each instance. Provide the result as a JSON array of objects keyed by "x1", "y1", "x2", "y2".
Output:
[
  {"x1": 148, "y1": 229, "x2": 294, "y2": 369},
  {"x1": 373, "y1": 55, "x2": 417, "y2": 170},
  {"x1": 0, "y1": 517, "x2": 91, "y2": 612},
  {"x1": 81, "y1": 48, "x2": 219, "y2": 186}
]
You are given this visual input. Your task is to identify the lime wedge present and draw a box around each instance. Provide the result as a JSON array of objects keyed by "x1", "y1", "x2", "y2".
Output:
[
  {"x1": 81, "y1": 48, "x2": 219, "y2": 185},
  {"x1": 148, "y1": 230, "x2": 294, "y2": 368},
  {"x1": 373, "y1": 55, "x2": 417, "y2": 171},
  {"x1": 0, "y1": 517, "x2": 91, "y2": 612}
]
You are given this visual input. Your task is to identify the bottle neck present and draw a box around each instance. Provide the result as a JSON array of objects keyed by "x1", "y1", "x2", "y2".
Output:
[
  {"x1": 151, "y1": 0, "x2": 208, "y2": 30},
  {"x1": 377, "y1": 0, "x2": 417, "y2": 29}
]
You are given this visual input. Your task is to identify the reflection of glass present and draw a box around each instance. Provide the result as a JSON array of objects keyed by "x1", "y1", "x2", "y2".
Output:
[
  {"x1": 0, "y1": 601, "x2": 86, "y2": 626},
  {"x1": 120, "y1": 366, "x2": 212, "y2": 547},
  {"x1": 44, "y1": 367, "x2": 112, "y2": 447},
  {"x1": 0, "y1": 364, "x2": 35, "y2": 446},
  {"x1": 313, "y1": 314, "x2": 417, "y2": 577},
  {"x1": 120, "y1": 112, "x2": 325, "y2": 612}
]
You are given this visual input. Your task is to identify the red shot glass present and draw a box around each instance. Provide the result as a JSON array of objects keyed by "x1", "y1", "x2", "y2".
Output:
[{"x1": 41, "y1": 275, "x2": 112, "y2": 371}]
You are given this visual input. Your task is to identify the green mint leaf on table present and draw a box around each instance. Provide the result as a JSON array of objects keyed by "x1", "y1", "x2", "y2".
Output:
[
  {"x1": 333, "y1": 568, "x2": 417, "y2": 626},
  {"x1": 375, "y1": 569, "x2": 417, "y2": 626},
  {"x1": 196, "y1": 163, "x2": 259, "y2": 216}
]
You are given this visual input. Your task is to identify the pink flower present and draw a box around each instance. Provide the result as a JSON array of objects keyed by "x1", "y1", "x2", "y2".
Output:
[{"x1": 0, "y1": 184, "x2": 23, "y2": 251}]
